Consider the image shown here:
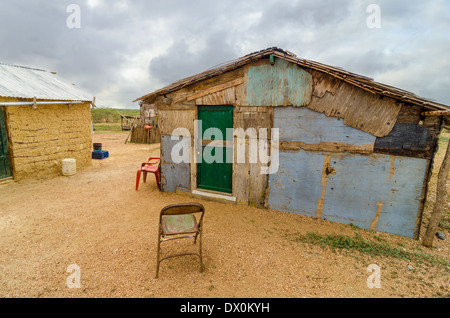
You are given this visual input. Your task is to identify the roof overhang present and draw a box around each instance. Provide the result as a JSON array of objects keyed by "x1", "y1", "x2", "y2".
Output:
[{"x1": 134, "y1": 47, "x2": 450, "y2": 112}]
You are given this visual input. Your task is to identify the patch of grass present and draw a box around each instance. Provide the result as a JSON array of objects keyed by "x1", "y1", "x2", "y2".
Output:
[
  {"x1": 93, "y1": 123, "x2": 122, "y2": 132},
  {"x1": 439, "y1": 219, "x2": 450, "y2": 231},
  {"x1": 299, "y1": 232, "x2": 449, "y2": 269},
  {"x1": 92, "y1": 108, "x2": 140, "y2": 124}
]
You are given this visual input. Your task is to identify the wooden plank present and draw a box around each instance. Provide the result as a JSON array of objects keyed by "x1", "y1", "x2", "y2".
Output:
[
  {"x1": 235, "y1": 83, "x2": 246, "y2": 107},
  {"x1": 196, "y1": 86, "x2": 236, "y2": 105},
  {"x1": 249, "y1": 159, "x2": 268, "y2": 208},
  {"x1": 233, "y1": 136, "x2": 250, "y2": 205},
  {"x1": 234, "y1": 106, "x2": 271, "y2": 131},
  {"x1": 279, "y1": 141, "x2": 373, "y2": 154},
  {"x1": 158, "y1": 109, "x2": 195, "y2": 136},
  {"x1": 421, "y1": 110, "x2": 450, "y2": 116},
  {"x1": 311, "y1": 70, "x2": 340, "y2": 98},
  {"x1": 185, "y1": 78, "x2": 243, "y2": 102},
  {"x1": 306, "y1": 80, "x2": 401, "y2": 137},
  {"x1": 232, "y1": 106, "x2": 272, "y2": 205}
]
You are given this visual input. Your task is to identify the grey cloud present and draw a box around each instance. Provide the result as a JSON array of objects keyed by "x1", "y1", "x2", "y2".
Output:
[
  {"x1": 149, "y1": 31, "x2": 239, "y2": 85},
  {"x1": 0, "y1": 0, "x2": 448, "y2": 108}
]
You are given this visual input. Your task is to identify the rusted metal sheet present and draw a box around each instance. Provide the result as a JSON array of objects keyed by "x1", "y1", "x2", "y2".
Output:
[
  {"x1": 161, "y1": 135, "x2": 190, "y2": 193},
  {"x1": 245, "y1": 59, "x2": 313, "y2": 107}
]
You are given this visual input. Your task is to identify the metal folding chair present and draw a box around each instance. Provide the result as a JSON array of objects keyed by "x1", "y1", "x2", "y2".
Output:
[{"x1": 155, "y1": 203, "x2": 205, "y2": 278}]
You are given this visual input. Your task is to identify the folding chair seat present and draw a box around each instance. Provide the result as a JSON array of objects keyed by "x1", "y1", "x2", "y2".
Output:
[
  {"x1": 155, "y1": 203, "x2": 205, "y2": 278},
  {"x1": 136, "y1": 157, "x2": 161, "y2": 191}
]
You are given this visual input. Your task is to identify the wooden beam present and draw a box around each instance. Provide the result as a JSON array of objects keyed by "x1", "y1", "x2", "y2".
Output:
[
  {"x1": 279, "y1": 141, "x2": 374, "y2": 154},
  {"x1": 422, "y1": 138, "x2": 450, "y2": 247},
  {"x1": 421, "y1": 110, "x2": 450, "y2": 116},
  {"x1": 184, "y1": 78, "x2": 244, "y2": 102}
]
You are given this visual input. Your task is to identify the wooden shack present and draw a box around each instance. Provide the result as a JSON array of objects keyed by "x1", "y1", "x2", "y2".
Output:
[
  {"x1": 129, "y1": 102, "x2": 160, "y2": 144},
  {"x1": 0, "y1": 63, "x2": 95, "y2": 181},
  {"x1": 134, "y1": 47, "x2": 450, "y2": 239}
]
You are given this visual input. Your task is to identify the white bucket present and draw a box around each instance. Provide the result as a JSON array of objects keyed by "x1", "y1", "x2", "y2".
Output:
[{"x1": 62, "y1": 159, "x2": 76, "y2": 176}]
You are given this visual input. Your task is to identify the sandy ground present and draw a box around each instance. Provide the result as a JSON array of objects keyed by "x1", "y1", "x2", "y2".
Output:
[{"x1": 0, "y1": 132, "x2": 448, "y2": 299}]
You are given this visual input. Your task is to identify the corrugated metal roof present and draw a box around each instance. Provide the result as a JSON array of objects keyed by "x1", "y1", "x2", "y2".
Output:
[{"x1": 0, "y1": 63, "x2": 93, "y2": 101}]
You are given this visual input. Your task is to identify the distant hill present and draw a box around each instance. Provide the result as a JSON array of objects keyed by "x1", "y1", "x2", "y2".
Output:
[{"x1": 92, "y1": 108, "x2": 140, "y2": 123}]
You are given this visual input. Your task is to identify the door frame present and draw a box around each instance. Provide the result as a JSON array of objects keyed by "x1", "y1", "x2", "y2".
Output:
[
  {"x1": 195, "y1": 105, "x2": 234, "y2": 194},
  {"x1": 0, "y1": 107, "x2": 12, "y2": 180}
]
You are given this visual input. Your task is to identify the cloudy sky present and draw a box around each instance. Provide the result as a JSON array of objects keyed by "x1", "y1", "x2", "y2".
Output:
[{"x1": 0, "y1": 0, "x2": 449, "y2": 109}]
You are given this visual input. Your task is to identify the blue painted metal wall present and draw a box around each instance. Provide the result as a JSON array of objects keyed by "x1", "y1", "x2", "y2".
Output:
[
  {"x1": 246, "y1": 59, "x2": 313, "y2": 107},
  {"x1": 322, "y1": 153, "x2": 427, "y2": 238},
  {"x1": 161, "y1": 135, "x2": 191, "y2": 193},
  {"x1": 268, "y1": 107, "x2": 427, "y2": 238},
  {"x1": 269, "y1": 150, "x2": 324, "y2": 216},
  {"x1": 275, "y1": 107, "x2": 376, "y2": 145}
]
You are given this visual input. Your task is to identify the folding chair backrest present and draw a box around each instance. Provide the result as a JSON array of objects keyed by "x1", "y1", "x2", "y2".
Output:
[{"x1": 160, "y1": 203, "x2": 205, "y2": 216}]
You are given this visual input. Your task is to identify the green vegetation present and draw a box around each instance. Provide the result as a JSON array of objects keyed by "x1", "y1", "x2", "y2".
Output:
[
  {"x1": 92, "y1": 108, "x2": 140, "y2": 124},
  {"x1": 91, "y1": 108, "x2": 140, "y2": 132},
  {"x1": 92, "y1": 123, "x2": 122, "y2": 132},
  {"x1": 297, "y1": 232, "x2": 449, "y2": 269}
]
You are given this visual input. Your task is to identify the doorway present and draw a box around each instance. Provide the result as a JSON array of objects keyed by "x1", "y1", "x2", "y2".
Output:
[
  {"x1": 0, "y1": 108, "x2": 11, "y2": 180},
  {"x1": 197, "y1": 106, "x2": 233, "y2": 194}
]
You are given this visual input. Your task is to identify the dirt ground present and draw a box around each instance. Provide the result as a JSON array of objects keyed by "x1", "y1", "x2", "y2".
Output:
[{"x1": 0, "y1": 131, "x2": 448, "y2": 299}]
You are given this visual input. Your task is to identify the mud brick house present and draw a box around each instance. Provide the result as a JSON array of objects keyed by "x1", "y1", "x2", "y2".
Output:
[
  {"x1": 134, "y1": 47, "x2": 450, "y2": 239},
  {"x1": 0, "y1": 63, "x2": 95, "y2": 181}
]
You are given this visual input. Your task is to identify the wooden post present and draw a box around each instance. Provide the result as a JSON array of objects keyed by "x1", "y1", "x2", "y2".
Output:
[
  {"x1": 124, "y1": 118, "x2": 137, "y2": 144},
  {"x1": 422, "y1": 128, "x2": 450, "y2": 247}
]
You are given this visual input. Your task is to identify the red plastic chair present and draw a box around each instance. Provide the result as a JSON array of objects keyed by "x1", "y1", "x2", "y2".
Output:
[{"x1": 136, "y1": 157, "x2": 161, "y2": 191}]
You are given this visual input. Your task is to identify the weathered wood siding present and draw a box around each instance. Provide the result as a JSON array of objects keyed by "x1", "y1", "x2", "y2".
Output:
[
  {"x1": 243, "y1": 58, "x2": 401, "y2": 138},
  {"x1": 233, "y1": 106, "x2": 272, "y2": 207},
  {"x1": 267, "y1": 106, "x2": 428, "y2": 238},
  {"x1": 148, "y1": 56, "x2": 440, "y2": 238}
]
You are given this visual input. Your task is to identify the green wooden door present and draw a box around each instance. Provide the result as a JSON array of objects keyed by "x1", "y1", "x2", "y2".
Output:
[
  {"x1": 197, "y1": 106, "x2": 233, "y2": 193},
  {"x1": 0, "y1": 108, "x2": 11, "y2": 179}
]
